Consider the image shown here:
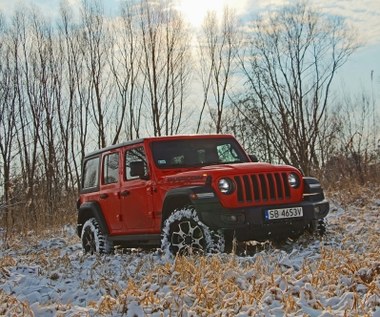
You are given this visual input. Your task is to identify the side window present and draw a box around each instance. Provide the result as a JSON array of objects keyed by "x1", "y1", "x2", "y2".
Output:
[
  {"x1": 103, "y1": 153, "x2": 119, "y2": 184},
  {"x1": 82, "y1": 157, "x2": 100, "y2": 189},
  {"x1": 125, "y1": 146, "x2": 148, "y2": 180},
  {"x1": 217, "y1": 144, "x2": 240, "y2": 163}
]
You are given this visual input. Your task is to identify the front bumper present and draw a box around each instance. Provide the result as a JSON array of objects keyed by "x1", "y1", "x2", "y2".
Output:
[{"x1": 195, "y1": 198, "x2": 329, "y2": 242}]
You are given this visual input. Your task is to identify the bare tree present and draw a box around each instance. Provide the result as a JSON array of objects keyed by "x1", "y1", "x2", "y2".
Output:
[
  {"x1": 196, "y1": 7, "x2": 240, "y2": 133},
  {"x1": 240, "y1": 2, "x2": 358, "y2": 174},
  {"x1": 0, "y1": 14, "x2": 18, "y2": 227},
  {"x1": 139, "y1": 0, "x2": 191, "y2": 136},
  {"x1": 28, "y1": 10, "x2": 64, "y2": 215},
  {"x1": 12, "y1": 10, "x2": 39, "y2": 221},
  {"x1": 80, "y1": 0, "x2": 113, "y2": 148},
  {"x1": 325, "y1": 92, "x2": 379, "y2": 184},
  {"x1": 58, "y1": 2, "x2": 90, "y2": 191},
  {"x1": 109, "y1": 2, "x2": 143, "y2": 141},
  {"x1": 227, "y1": 97, "x2": 276, "y2": 162}
]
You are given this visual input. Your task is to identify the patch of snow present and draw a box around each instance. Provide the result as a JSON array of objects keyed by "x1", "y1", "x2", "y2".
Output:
[{"x1": 0, "y1": 193, "x2": 379, "y2": 316}]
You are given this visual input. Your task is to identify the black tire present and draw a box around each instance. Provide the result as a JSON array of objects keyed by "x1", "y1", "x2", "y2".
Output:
[
  {"x1": 161, "y1": 207, "x2": 224, "y2": 256},
  {"x1": 309, "y1": 218, "x2": 327, "y2": 236},
  {"x1": 81, "y1": 218, "x2": 113, "y2": 254},
  {"x1": 316, "y1": 218, "x2": 326, "y2": 236},
  {"x1": 223, "y1": 230, "x2": 235, "y2": 253}
]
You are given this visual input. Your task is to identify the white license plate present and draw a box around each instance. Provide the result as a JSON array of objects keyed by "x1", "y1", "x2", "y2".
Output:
[{"x1": 265, "y1": 207, "x2": 303, "y2": 220}]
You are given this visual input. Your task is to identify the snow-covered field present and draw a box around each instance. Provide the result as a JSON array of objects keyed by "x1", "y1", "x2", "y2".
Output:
[{"x1": 1, "y1": 192, "x2": 379, "y2": 316}]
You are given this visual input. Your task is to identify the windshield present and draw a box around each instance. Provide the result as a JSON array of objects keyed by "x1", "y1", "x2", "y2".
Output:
[{"x1": 151, "y1": 138, "x2": 249, "y2": 169}]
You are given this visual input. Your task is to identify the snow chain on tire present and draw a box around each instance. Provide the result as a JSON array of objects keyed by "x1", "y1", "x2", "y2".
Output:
[
  {"x1": 161, "y1": 207, "x2": 225, "y2": 257},
  {"x1": 81, "y1": 218, "x2": 113, "y2": 254}
]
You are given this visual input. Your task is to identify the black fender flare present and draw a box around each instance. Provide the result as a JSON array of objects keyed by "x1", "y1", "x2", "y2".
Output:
[
  {"x1": 303, "y1": 177, "x2": 323, "y2": 194},
  {"x1": 303, "y1": 177, "x2": 327, "y2": 203},
  {"x1": 161, "y1": 186, "x2": 215, "y2": 225},
  {"x1": 77, "y1": 201, "x2": 109, "y2": 237}
]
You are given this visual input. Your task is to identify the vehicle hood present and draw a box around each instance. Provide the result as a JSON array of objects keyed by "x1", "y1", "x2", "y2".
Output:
[{"x1": 159, "y1": 162, "x2": 300, "y2": 185}]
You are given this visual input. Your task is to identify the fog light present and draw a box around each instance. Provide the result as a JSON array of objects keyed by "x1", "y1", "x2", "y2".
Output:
[
  {"x1": 229, "y1": 215, "x2": 238, "y2": 222},
  {"x1": 314, "y1": 206, "x2": 320, "y2": 214},
  {"x1": 222, "y1": 214, "x2": 243, "y2": 224}
]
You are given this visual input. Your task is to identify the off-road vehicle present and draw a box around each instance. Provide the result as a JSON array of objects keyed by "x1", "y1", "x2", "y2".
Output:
[{"x1": 77, "y1": 134, "x2": 329, "y2": 255}]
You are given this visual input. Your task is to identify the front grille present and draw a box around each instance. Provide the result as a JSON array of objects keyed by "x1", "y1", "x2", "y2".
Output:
[{"x1": 234, "y1": 172, "x2": 291, "y2": 203}]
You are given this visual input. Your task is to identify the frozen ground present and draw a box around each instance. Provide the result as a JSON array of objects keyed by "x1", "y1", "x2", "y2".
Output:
[{"x1": 0, "y1": 193, "x2": 379, "y2": 316}]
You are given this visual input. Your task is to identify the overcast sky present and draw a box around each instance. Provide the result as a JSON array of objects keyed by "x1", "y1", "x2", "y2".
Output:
[{"x1": 0, "y1": 0, "x2": 379, "y2": 100}]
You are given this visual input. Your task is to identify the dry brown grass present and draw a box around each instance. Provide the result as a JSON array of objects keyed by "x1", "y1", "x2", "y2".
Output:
[
  {"x1": 0, "y1": 183, "x2": 379, "y2": 316},
  {"x1": 92, "y1": 246, "x2": 379, "y2": 316},
  {"x1": 0, "y1": 290, "x2": 33, "y2": 317},
  {"x1": 0, "y1": 190, "x2": 77, "y2": 242},
  {"x1": 92, "y1": 184, "x2": 380, "y2": 315},
  {"x1": 326, "y1": 181, "x2": 380, "y2": 209}
]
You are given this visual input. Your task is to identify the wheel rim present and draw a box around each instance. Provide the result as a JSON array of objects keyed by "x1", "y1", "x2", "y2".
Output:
[
  {"x1": 171, "y1": 220, "x2": 205, "y2": 255},
  {"x1": 82, "y1": 226, "x2": 96, "y2": 254}
]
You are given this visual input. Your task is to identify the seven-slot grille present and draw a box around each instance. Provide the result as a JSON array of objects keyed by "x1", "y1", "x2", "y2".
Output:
[{"x1": 234, "y1": 172, "x2": 291, "y2": 203}]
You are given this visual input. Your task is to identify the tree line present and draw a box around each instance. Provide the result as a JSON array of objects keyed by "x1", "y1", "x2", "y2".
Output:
[{"x1": 0, "y1": 0, "x2": 378, "y2": 232}]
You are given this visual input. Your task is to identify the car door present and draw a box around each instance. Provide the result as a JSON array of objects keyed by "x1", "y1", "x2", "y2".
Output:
[
  {"x1": 120, "y1": 145, "x2": 154, "y2": 231},
  {"x1": 98, "y1": 151, "x2": 123, "y2": 233}
]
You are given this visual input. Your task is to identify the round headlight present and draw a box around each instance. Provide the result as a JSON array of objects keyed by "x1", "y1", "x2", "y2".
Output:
[
  {"x1": 218, "y1": 178, "x2": 234, "y2": 194},
  {"x1": 288, "y1": 173, "x2": 300, "y2": 188}
]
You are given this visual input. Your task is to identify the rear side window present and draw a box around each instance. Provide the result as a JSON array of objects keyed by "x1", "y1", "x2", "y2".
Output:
[
  {"x1": 82, "y1": 157, "x2": 100, "y2": 189},
  {"x1": 103, "y1": 153, "x2": 119, "y2": 184}
]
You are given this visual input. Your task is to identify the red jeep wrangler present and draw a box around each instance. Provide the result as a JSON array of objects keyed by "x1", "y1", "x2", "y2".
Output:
[{"x1": 77, "y1": 134, "x2": 329, "y2": 255}]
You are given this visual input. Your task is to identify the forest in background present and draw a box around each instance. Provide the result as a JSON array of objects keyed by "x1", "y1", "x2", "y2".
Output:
[{"x1": 0, "y1": 0, "x2": 378, "y2": 234}]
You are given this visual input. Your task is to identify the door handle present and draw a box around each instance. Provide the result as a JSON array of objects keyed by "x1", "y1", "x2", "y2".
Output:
[
  {"x1": 120, "y1": 190, "x2": 130, "y2": 197},
  {"x1": 99, "y1": 193, "x2": 108, "y2": 199}
]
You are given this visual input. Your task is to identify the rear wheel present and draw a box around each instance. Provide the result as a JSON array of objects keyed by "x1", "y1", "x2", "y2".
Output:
[
  {"x1": 81, "y1": 218, "x2": 113, "y2": 254},
  {"x1": 161, "y1": 207, "x2": 224, "y2": 256}
]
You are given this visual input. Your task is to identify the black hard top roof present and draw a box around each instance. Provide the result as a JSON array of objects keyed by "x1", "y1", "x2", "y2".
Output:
[{"x1": 84, "y1": 134, "x2": 234, "y2": 159}]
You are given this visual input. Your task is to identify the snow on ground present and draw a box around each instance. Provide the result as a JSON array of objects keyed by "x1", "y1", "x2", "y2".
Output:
[{"x1": 0, "y1": 193, "x2": 379, "y2": 316}]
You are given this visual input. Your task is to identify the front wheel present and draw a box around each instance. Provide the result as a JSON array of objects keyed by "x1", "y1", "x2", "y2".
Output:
[
  {"x1": 161, "y1": 207, "x2": 224, "y2": 256},
  {"x1": 309, "y1": 218, "x2": 327, "y2": 236},
  {"x1": 81, "y1": 218, "x2": 113, "y2": 254}
]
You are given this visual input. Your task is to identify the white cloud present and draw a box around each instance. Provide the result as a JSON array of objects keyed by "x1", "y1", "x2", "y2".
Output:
[
  {"x1": 239, "y1": 0, "x2": 380, "y2": 46},
  {"x1": 175, "y1": 0, "x2": 250, "y2": 28},
  {"x1": 0, "y1": 0, "x2": 377, "y2": 95},
  {"x1": 238, "y1": 0, "x2": 379, "y2": 94},
  {"x1": 311, "y1": 0, "x2": 380, "y2": 46},
  {"x1": 2, "y1": 0, "x2": 379, "y2": 46}
]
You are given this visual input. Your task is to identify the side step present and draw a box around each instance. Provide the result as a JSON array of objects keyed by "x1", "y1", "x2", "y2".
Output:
[{"x1": 109, "y1": 234, "x2": 161, "y2": 247}]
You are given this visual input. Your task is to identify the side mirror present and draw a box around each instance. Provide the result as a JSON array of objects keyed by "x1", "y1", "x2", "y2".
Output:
[
  {"x1": 249, "y1": 154, "x2": 259, "y2": 162},
  {"x1": 130, "y1": 161, "x2": 149, "y2": 179}
]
